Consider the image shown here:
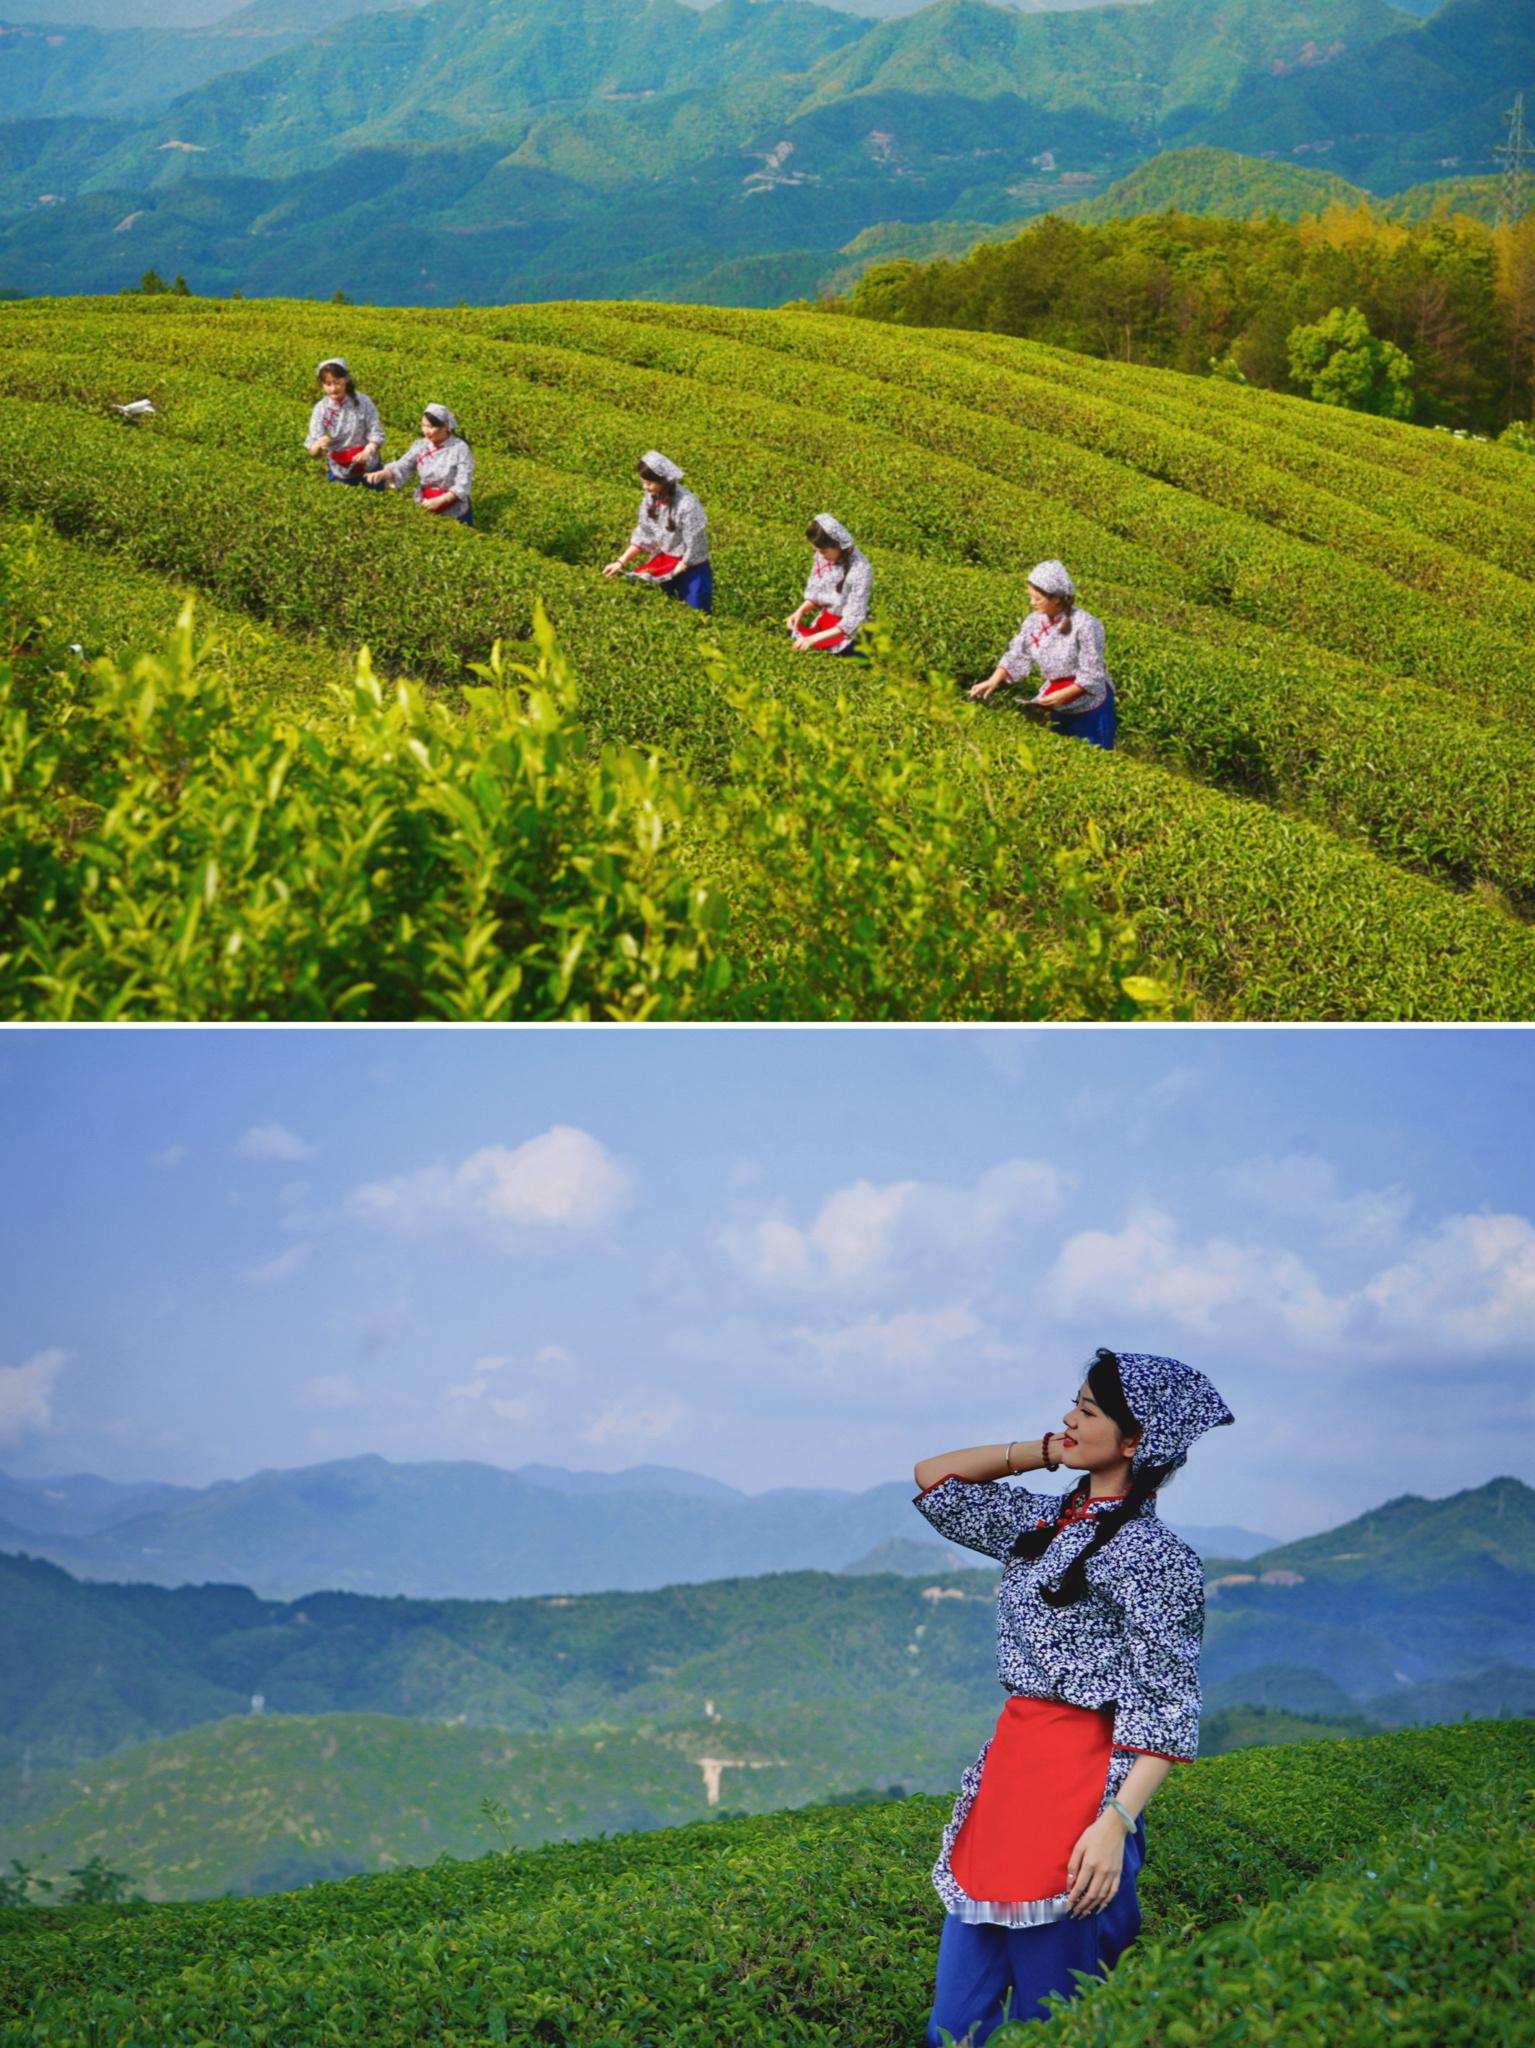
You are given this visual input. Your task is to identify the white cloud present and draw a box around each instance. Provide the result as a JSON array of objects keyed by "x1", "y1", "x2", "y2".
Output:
[
  {"x1": 150, "y1": 1145, "x2": 187, "y2": 1169},
  {"x1": 1361, "y1": 1211, "x2": 1535, "y2": 1346},
  {"x1": 244, "y1": 1243, "x2": 312, "y2": 1288},
  {"x1": 348, "y1": 1126, "x2": 630, "y2": 1247},
  {"x1": 446, "y1": 1352, "x2": 518, "y2": 1402},
  {"x1": 298, "y1": 1372, "x2": 361, "y2": 1410},
  {"x1": 235, "y1": 1124, "x2": 317, "y2": 1163},
  {"x1": 0, "y1": 1348, "x2": 69, "y2": 1442},
  {"x1": 792, "y1": 1303, "x2": 987, "y2": 1379},
  {"x1": 580, "y1": 1398, "x2": 685, "y2": 1447},
  {"x1": 1048, "y1": 1201, "x2": 1535, "y2": 1357},
  {"x1": 446, "y1": 1345, "x2": 582, "y2": 1410},
  {"x1": 1048, "y1": 1206, "x2": 1344, "y2": 1341},
  {"x1": 1225, "y1": 1153, "x2": 1411, "y2": 1249},
  {"x1": 725, "y1": 1158, "x2": 1068, "y2": 1294}
]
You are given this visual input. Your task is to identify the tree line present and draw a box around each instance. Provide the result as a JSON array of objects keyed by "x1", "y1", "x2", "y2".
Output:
[{"x1": 837, "y1": 204, "x2": 1535, "y2": 438}]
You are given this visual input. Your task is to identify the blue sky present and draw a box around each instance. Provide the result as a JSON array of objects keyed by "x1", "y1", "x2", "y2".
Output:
[{"x1": 1, "y1": 1027, "x2": 1530, "y2": 1542}]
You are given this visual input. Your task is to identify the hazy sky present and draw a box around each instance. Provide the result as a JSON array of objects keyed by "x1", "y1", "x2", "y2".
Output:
[{"x1": 2, "y1": 1027, "x2": 1530, "y2": 1542}]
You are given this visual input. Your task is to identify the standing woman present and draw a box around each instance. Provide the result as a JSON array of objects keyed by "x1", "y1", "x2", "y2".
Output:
[
  {"x1": 365, "y1": 404, "x2": 474, "y2": 523},
  {"x1": 787, "y1": 515, "x2": 872, "y2": 656},
  {"x1": 968, "y1": 559, "x2": 1116, "y2": 749},
  {"x1": 603, "y1": 451, "x2": 712, "y2": 612},
  {"x1": 913, "y1": 1348, "x2": 1234, "y2": 2046},
  {"x1": 304, "y1": 357, "x2": 384, "y2": 485}
]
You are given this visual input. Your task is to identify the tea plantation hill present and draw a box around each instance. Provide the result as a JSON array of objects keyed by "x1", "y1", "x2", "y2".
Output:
[
  {"x1": 7, "y1": 289, "x2": 1535, "y2": 1021},
  {"x1": 1, "y1": 1720, "x2": 1531, "y2": 2043},
  {"x1": 2, "y1": 0, "x2": 1522, "y2": 303}
]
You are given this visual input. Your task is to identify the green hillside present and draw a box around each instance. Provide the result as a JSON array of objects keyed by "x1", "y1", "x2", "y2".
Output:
[
  {"x1": 1057, "y1": 144, "x2": 1367, "y2": 222},
  {"x1": 0, "y1": 1709, "x2": 813, "y2": 1900},
  {"x1": 1236, "y1": 1474, "x2": 1535, "y2": 1588},
  {"x1": 1, "y1": 1720, "x2": 1530, "y2": 2043},
  {"x1": 5, "y1": 293, "x2": 1535, "y2": 1020}
]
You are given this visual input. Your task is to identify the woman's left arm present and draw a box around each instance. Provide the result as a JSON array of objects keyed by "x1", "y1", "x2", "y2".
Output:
[{"x1": 1064, "y1": 1754, "x2": 1174, "y2": 1916}]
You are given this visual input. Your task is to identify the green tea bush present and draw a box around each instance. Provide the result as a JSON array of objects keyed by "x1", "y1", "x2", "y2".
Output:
[
  {"x1": 0, "y1": 1720, "x2": 1527, "y2": 2047},
  {"x1": 0, "y1": 542, "x2": 1177, "y2": 1020},
  {"x1": 0, "y1": 569, "x2": 728, "y2": 1021},
  {"x1": 1024, "y1": 1775, "x2": 1533, "y2": 2048}
]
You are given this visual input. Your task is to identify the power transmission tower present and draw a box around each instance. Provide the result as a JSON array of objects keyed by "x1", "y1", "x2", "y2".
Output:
[{"x1": 1495, "y1": 92, "x2": 1532, "y2": 229}]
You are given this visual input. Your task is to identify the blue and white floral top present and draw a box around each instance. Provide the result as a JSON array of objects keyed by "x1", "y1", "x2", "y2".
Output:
[{"x1": 913, "y1": 1472, "x2": 1205, "y2": 1925}]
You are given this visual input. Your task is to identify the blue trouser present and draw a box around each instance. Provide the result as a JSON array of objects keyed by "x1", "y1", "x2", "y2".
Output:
[
  {"x1": 925, "y1": 1816, "x2": 1144, "y2": 2044},
  {"x1": 327, "y1": 465, "x2": 369, "y2": 486},
  {"x1": 1049, "y1": 690, "x2": 1116, "y2": 751},
  {"x1": 661, "y1": 559, "x2": 712, "y2": 613}
]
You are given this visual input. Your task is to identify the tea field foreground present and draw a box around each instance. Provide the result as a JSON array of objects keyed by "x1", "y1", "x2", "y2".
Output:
[
  {"x1": 1, "y1": 1720, "x2": 1530, "y2": 2045},
  {"x1": 5, "y1": 295, "x2": 1535, "y2": 1020}
]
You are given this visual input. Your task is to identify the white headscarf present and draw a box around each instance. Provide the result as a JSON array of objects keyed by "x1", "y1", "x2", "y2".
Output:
[
  {"x1": 640, "y1": 449, "x2": 684, "y2": 483},
  {"x1": 423, "y1": 404, "x2": 458, "y2": 433},
  {"x1": 316, "y1": 356, "x2": 349, "y2": 377},
  {"x1": 812, "y1": 513, "x2": 855, "y2": 550},
  {"x1": 1027, "y1": 559, "x2": 1075, "y2": 598}
]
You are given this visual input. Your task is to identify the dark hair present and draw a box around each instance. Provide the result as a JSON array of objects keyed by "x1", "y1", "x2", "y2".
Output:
[
  {"x1": 638, "y1": 459, "x2": 679, "y2": 533},
  {"x1": 806, "y1": 519, "x2": 850, "y2": 591},
  {"x1": 1005, "y1": 1347, "x2": 1176, "y2": 1606},
  {"x1": 318, "y1": 364, "x2": 357, "y2": 400}
]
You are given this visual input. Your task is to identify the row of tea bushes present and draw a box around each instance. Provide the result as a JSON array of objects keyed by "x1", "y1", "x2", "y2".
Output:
[
  {"x1": 461, "y1": 302, "x2": 1535, "y2": 627},
  {"x1": 2, "y1": 1720, "x2": 1528, "y2": 2045}
]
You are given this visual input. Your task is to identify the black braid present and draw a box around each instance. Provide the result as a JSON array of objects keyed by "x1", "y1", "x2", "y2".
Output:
[{"x1": 1004, "y1": 1347, "x2": 1178, "y2": 1607}]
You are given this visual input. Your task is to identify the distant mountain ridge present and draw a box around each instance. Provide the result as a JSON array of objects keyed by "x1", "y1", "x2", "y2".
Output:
[
  {"x1": 0, "y1": 0, "x2": 1504, "y2": 301},
  {"x1": 0, "y1": 1452, "x2": 1277, "y2": 1596}
]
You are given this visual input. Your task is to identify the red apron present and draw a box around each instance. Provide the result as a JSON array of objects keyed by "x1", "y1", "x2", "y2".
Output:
[
  {"x1": 800, "y1": 605, "x2": 851, "y2": 651},
  {"x1": 420, "y1": 486, "x2": 455, "y2": 501},
  {"x1": 330, "y1": 445, "x2": 367, "y2": 465},
  {"x1": 1037, "y1": 674, "x2": 1078, "y2": 701},
  {"x1": 949, "y1": 1695, "x2": 1115, "y2": 1905},
  {"x1": 633, "y1": 551, "x2": 683, "y2": 579}
]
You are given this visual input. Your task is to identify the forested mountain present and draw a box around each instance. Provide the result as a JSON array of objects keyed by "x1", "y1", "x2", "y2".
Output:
[
  {"x1": 1, "y1": 1477, "x2": 1528, "y2": 1899},
  {"x1": 0, "y1": 0, "x2": 1506, "y2": 303},
  {"x1": 4, "y1": 1478, "x2": 1527, "y2": 1779}
]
